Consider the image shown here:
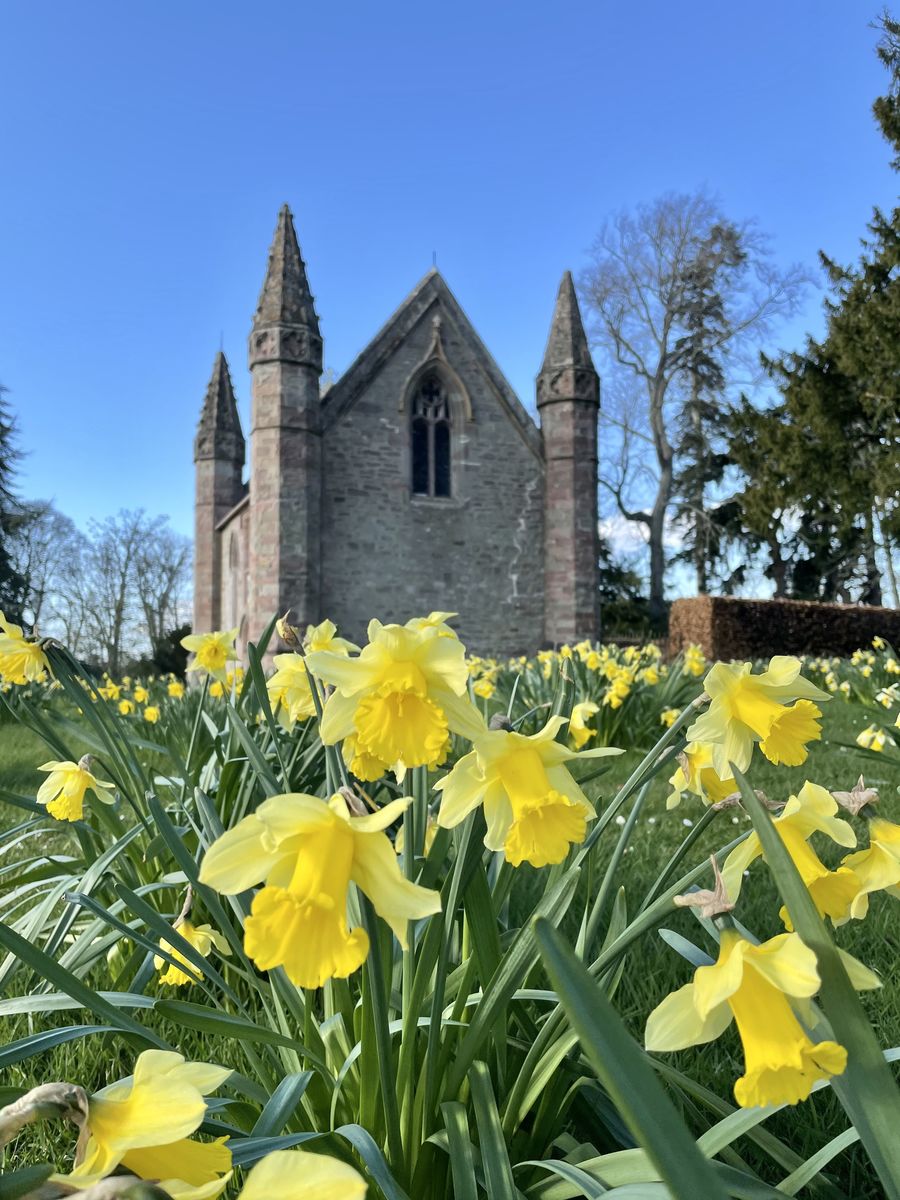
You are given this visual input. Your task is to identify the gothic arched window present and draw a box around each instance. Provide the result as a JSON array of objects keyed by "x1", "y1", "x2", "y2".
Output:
[{"x1": 411, "y1": 374, "x2": 451, "y2": 498}]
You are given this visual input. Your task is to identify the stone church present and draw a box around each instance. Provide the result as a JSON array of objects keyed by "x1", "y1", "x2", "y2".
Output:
[{"x1": 193, "y1": 206, "x2": 601, "y2": 656}]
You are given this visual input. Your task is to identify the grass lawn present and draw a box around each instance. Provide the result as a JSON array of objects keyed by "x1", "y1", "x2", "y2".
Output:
[{"x1": 0, "y1": 689, "x2": 898, "y2": 1194}]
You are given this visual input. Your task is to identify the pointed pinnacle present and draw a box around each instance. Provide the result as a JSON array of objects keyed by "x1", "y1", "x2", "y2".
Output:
[
  {"x1": 194, "y1": 351, "x2": 244, "y2": 461},
  {"x1": 253, "y1": 204, "x2": 320, "y2": 333},
  {"x1": 540, "y1": 271, "x2": 594, "y2": 374}
]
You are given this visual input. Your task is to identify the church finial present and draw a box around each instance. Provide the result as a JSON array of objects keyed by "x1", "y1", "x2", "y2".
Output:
[
  {"x1": 540, "y1": 272, "x2": 594, "y2": 373},
  {"x1": 537, "y1": 271, "x2": 598, "y2": 407},
  {"x1": 253, "y1": 205, "x2": 320, "y2": 333},
  {"x1": 250, "y1": 206, "x2": 323, "y2": 370},
  {"x1": 194, "y1": 350, "x2": 244, "y2": 462}
]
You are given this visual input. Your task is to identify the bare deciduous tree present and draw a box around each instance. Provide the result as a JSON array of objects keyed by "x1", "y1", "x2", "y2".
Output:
[
  {"x1": 8, "y1": 501, "x2": 83, "y2": 630},
  {"x1": 134, "y1": 519, "x2": 191, "y2": 660},
  {"x1": 581, "y1": 191, "x2": 807, "y2": 618}
]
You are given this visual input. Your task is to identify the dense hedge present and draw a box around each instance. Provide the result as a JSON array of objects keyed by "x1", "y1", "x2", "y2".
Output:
[{"x1": 668, "y1": 595, "x2": 900, "y2": 660}]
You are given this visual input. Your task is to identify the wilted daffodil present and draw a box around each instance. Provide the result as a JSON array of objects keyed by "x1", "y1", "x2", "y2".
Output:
[
  {"x1": 267, "y1": 653, "x2": 317, "y2": 727},
  {"x1": 37, "y1": 756, "x2": 115, "y2": 822},
  {"x1": 0, "y1": 611, "x2": 49, "y2": 685},
  {"x1": 199, "y1": 792, "x2": 441, "y2": 989},
  {"x1": 667, "y1": 742, "x2": 736, "y2": 810},
  {"x1": 63, "y1": 1049, "x2": 232, "y2": 1198},
  {"x1": 307, "y1": 616, "x2": 480, "y2": 781},
  {"x1": 646, "y1": 929, "x2": 852, "y2": 1107},
  {"x1": 182, "y1": 628, "x2": 239, "y2": 683},
  {"x1": 841, "y1": 817, "x2": 900, "y2": 920},
  {"x1": 686, "y1": 656, "x2": 827, "y2": 776},
  {"x1": 569, "y1": 700, "x2": 599, "y2": 749},
  {"x1": 155, "y1": 919, "x2": 231, "y2": 987},
  {"x1": 238, "y1": 1149, "x2": 365, "y2": 1200},
  {"x1": 722, "y1": 782, "x2": 861, "y2": 926},
  {"x1": 435, "y1": 715, "x2": 621, "y2": 867}
]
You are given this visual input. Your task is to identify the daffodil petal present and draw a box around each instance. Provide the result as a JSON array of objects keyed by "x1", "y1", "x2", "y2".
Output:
[
  {"x1": 645, "y1": 982, "x2": 732, "y2": 1052},
  {"x1": 350, "y1": 830, "x2": 441, "y2": 946},
  {"x1": 198, "y1": 815, "x2": 280, "y2": 894},
  {"x1": 239, "y1": 1150, "x2": 366, "y2": 1200}
]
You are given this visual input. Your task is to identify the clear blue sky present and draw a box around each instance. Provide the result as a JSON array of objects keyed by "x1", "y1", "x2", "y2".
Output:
[{"x1": 2, "y1": 1, "x2": 895, "y2": 538}]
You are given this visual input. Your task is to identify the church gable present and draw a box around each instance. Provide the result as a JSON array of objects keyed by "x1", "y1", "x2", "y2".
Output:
[
  {"x1": 317, "y1": 272, "x2": 545, "y2": 654},
  {"x1": 321, "y1": 270, "x2": 543, "y2": 461}
]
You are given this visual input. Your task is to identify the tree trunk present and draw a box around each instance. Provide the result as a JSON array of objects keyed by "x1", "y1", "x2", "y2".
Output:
[
  {"x1": 862, "y1": 509, "x2": 883, "y2": 606},
  {"x1": 648, "y1": 465, "x2": 672, "y2": 622},
  {"x1": 768, "y1": 535, "x2": 788, "y2": 597}
]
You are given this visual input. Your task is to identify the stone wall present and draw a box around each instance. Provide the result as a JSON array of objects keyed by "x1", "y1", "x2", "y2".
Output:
[
  {"x1": 669, "y1": 595, "x2": 900, "y2": 660},
  {"x1": 319, "y1": 301, "x2": 545, "y2": 656},
  {"x1": 218, "y1": 498, "x2": 251, "y2": 657}
]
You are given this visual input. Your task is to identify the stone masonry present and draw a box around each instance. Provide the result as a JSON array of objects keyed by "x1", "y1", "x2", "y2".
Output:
[{"x1": 193, "y1": 206, "x2": 601, "y2": 656}]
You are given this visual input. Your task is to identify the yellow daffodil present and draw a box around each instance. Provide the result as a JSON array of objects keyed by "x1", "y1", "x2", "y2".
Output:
[
  {"x1": 118, "y1": 698, "x2": 135, "y2": 716},
  {"x1": 666, "y1": 743, "x2": 736, "y2": 810},
  {"x1": 99, "y1": 681, "x2": 122, "y2": 701},
  {"x1": 569, "y1": 700, "x2": 599, "y2": 749},
  {"x1": 660, "y1": 707, "x2": 679, "y2": 728},
  {"x1": 0, "y1": 611, "x2": 49, "y2": 685},
  {"x1": 169, "y1": 679, "x2": 186, "y2": 698},
  {"x1": 646, "y1": 930, "x2": 847, "y2": 1107},
  {"x1": 841, "y1": 817, "x2": 900, "y2": 920},
  {"x1": 143, "y1": 705, "x2": 160, "y2": 724},
  {"x1": 683, "y1": 644, "x2": 707, "y2": 678},
  {"x1": 267, "y1": 653, "x2": 316, "y2": 727},
  {"x1": 199, "y1": 792, "x2": 441, "y2": 989},
  {"x1": 307, "y1": 617, "x2": 480, "y2": 781},
  {"x1": 473, "y1": 677, "x2": 495, "y2": 699},
  {"x1": 857, "y1": 724, "x2": 889, "y2": 752},
  {"x1": 603, "y1": 673, "x2": 632, "y2": 709},
  {"x1": 37, "y1": 756, "x2": 115, "y2": 822},
  {"x1": 133, "y1": 685, "x2": 149, "y2": 704},
  {"x1": 302, "y1": 617, "x2": 359, "y2": 656},
  {"x1": 640, "y1": 664, "x2": 660, "y2": 686},
  {"x1": 182, "y1": 628, "x2": 239, "y2": 683},
  {"x1": 686, "y1": 656, "x2": 827, "y2": 776},
  {"x1": 238, "y1": 1149, "x2": 365, "y2": 1200},
  {"x1": 722, "y1": 782, "x2": 860, "y2": 926},
  {"x1": 435, "y1": 715, "x2": 621, "y2": 867},
  {"x1": 406, "y1": 610, "x2": 460, "y2": 638},
  {"x1": 63, "y1": 1049, "x2": 232, "y2": 1198},
  {"x1": 155, "y1": 920, "x2": 231, "y2": 987}
]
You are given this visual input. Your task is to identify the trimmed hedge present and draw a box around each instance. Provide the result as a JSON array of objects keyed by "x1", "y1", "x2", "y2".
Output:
[{"x1": 668, "y1": 595, "x2": 900, "y2": 661}]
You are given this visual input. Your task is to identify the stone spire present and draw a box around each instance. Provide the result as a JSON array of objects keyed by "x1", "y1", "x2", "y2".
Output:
[
  {"x1": 537, "y1": 271, "x2": 598, "y2": 407},
  {"x1": 250, "y1": 205, "x2": 322, "y2": 369},
  {"x1": 247, "y1": 205, "x2": 324, "y2": 646},
  {"x1": 194, "y1": 351, "x2": 244, "y2": 462},
  {"x1": 537, "y1": 271, "x2": 601, "y2": 645}
]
